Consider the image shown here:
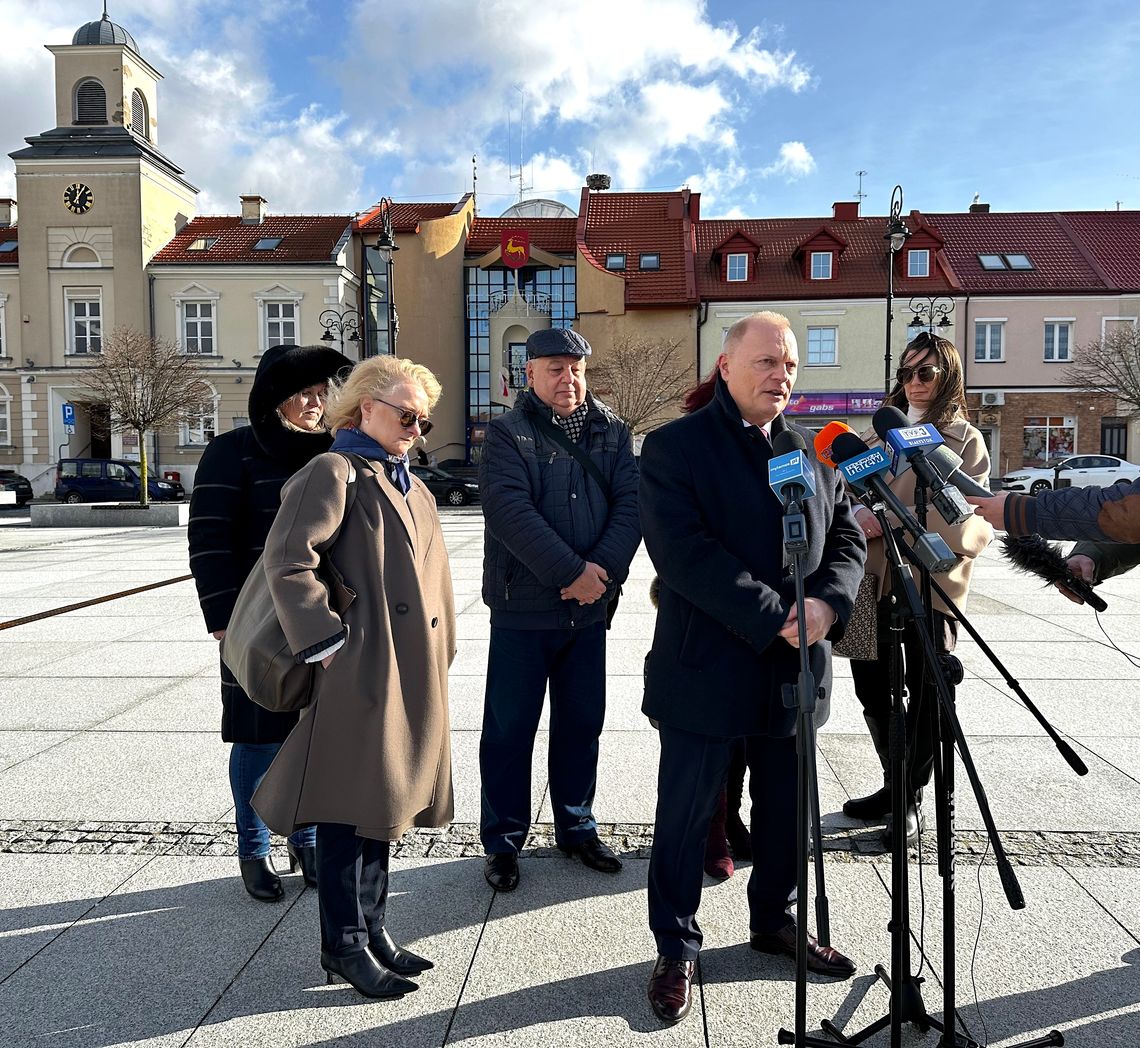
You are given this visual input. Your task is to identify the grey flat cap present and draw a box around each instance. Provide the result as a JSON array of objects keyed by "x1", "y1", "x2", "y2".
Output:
[{"x1": 525, "y1": 328, "x2": 592, "y2": 359}]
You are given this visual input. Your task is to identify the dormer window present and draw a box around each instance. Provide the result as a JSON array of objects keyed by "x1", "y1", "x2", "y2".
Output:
[
  {"x1": 254, "y1": 237, "x2": 283, "y2": 251},
  {"x1": 0, "y1": 241, "x2": 17, "y2": 254},
  {"x1": 810, "y1": 251, "x2": 832, "y2": 280},
  {"x1": 605, "y1": 254, "x2": 626, "y2": 271},
  {"x1": 639, "y1": 253, "x2": 660, "y2": 271},
  {"x1": 908, "y1": 249, "x2": 930, "y2": 277},
  {"x1": 74, "y1": 79, "x2": 107, "y2": 125},
  {"x1": 187, "y1": 237, "x2": 218, "y2": 252},
  {"x1": 726, "y1": 253, "x2": 748, "y2": 281}
]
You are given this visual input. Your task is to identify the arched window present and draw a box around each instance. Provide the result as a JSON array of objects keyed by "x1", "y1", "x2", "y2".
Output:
[
  {"x1": 74, "y1": 79, "x2": 107, "y2": 125},
  {"x1": 130, "y1": 89, "x2": 149, "y2": 139},
  {"x1": 63, "y1": 244, "x2": 101, "y2": 268}
]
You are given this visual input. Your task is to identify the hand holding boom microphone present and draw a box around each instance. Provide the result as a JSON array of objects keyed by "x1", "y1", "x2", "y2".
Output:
[
  {"x1": 873, "y1": 405, "x2": 972, "y2": 525},
  {"x1": 829, "y1": 431, "x2": 958, "y2": 573}
]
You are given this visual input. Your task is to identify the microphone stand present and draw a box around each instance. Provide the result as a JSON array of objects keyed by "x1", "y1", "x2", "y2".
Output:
[{"x1": 774, "y1": 494, "x2": 832, "y2": 1048}]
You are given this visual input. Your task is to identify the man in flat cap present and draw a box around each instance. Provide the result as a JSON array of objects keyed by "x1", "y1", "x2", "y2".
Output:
[{"x1": 478, "y1": 327, "x2": 641, "y2": 892}]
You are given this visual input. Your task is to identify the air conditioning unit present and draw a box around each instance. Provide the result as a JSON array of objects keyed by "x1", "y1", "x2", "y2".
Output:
[{"x1": 981, "y1": 391, "x2": 1005, "y2": 407}]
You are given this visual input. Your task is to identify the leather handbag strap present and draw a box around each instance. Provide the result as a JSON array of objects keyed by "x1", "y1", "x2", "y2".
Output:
[{"x1": 531, "y1": 412, "x2": 611, "y2": 501}]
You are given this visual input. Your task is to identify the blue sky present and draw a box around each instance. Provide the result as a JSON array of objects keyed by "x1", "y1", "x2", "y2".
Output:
[{"x1": 4, "y1": 0, "x2": 1139, "y2": 220}]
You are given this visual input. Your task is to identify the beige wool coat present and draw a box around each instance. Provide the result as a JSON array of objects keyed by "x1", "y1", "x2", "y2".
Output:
[{"x1": 251, "y1": 451, "x2": 456, "y2": 841}]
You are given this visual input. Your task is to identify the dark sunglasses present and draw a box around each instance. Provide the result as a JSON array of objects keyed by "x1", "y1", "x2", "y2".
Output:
[
  {"x1": 896, "y1": 364, "x2": 942, "y2": 385},
  {"x1": 376, "y1": 397, "x2": 433, "y2": 435}
]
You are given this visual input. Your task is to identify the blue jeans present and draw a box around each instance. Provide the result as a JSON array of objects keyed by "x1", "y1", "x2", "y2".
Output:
[{"x1": 229, "y1": 743, "x2": 316, "y2": 860}]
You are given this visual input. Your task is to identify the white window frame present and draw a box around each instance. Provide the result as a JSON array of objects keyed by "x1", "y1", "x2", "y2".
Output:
[
  {"x1": 254, "y1": 285, "x2": 303, "y2": 354},
  {"x1": 65, "y1": 288, "x2": 103, "y2": 355},
  {"x1": 0, "y1": 291, "x2": 7, "y2": 358},
  {"x1": 181, "y1": 301, "x2": 217, "y2": 356},
  {"x1": 726, "y1": 253, "x2": 748, "y2": 282},
  {"x1": 1101, "y1": 316, "x2": 1138, "y2": 340},
  {"x1": 171, "y1": 283, "x2": 222, "y2": 357},
  {"x1": 810, "y1": 251, "x2": 833, "y2": 280},
  {"x1": 0, "y1": 382, "x2": 10, "y2": 445},
  {"x1": 1043, "y1": 318, "x2": 1075, "y2": 363},
  {"x1": 180, "y1": 386, "x2": 219, "y2": 446},
  {"x1": 907, "y1": 249, "x2": 930, "y2": 278},
  {"x1": 62, "y1": 243, "x2": 101, "y2": 268},
  {"x1": 974, "y1": 318, "x2": 1005, "y2": 362},
  {"x1": 806, "y1": 326, "x2": 838, "y2": 366}
]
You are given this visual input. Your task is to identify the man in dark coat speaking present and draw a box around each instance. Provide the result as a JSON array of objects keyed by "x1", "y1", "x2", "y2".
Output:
[{"x1": 640, "y1": 311, "x2": 866, "y2": 1023}]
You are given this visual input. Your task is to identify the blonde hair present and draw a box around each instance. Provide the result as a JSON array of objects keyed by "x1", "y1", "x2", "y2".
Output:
[
  {"x1": 723, "y1": 310, "x2": 798, "y2": 357},
  {"x1": 323, "y1": 356, "x2": 442, "y2": 435}
]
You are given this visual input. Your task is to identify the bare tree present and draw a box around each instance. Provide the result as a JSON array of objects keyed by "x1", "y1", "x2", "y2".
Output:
[
  {"x1": 76, "y1": 328, "x2": 213, "y2": 506},
  {"x1": 588, "y1": 335, "x2": 695, "y2": 434},
  {"x1": 1065, "y1": 328, "x2": 1140, "y2": 415}
]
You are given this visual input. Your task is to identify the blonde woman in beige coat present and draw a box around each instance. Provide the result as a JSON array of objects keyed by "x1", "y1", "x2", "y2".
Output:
[
  {"x1": 842, "y1": 333, "x2": 993, "y2": 846},
  {"x1": 252, "y1": 356, "x2": 455, "y2": 1000}
]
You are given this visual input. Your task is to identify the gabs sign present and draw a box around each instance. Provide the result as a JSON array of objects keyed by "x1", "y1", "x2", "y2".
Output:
[{"x1": 501, "y1": 229, "x2": 530, "y2": 269}]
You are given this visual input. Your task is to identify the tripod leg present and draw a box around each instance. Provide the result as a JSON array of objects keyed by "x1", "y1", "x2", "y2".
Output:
[{"x1": 806, "y1": 706, "x2": 831, "y2": 947}]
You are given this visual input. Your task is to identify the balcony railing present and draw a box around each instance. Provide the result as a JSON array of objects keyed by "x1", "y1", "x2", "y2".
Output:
[{"x1": 489, "y1": 289, "x2": 552, "y2": 316}]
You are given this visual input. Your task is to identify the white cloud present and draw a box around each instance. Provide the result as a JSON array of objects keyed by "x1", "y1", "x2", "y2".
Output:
[{"x1": 762, "y1": 141, "x2": 817, "y2": 180}]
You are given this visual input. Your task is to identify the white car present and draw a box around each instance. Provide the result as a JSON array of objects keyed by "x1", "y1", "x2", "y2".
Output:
[{"x1": 1002, "y1": 454, "x2": 1140, "y2": 495}]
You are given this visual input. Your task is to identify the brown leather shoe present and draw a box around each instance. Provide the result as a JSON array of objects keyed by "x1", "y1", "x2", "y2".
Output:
[
  {"x1": 750, "y1": 923, "x2": 856, "y2": 979},
  {"x1": 647, "y1": 955, "x2": 695, "y2": 1023}
]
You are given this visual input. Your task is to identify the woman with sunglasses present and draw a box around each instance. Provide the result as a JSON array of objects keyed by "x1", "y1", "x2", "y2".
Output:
[
  {"x1": 843, "y1": 333, "x2": 993, "y2": 846},
  {"x1": 252, "y1": 355, "x2": 455, "y2": 1000}
]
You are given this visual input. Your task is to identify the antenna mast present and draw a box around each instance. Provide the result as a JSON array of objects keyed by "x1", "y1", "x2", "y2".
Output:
[{"x1": 854, "y1": 169, "x2": 868, "y2": 208}]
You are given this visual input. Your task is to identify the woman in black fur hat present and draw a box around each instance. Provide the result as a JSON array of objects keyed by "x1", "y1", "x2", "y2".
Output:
[{"x1": 188, "y1": 343, "x2": 352, "y2": 901}]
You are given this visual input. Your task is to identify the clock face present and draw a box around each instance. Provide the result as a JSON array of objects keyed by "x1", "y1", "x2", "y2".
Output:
[{"x1": 63, "y1": 183, "x2": 94, "y2": 215}]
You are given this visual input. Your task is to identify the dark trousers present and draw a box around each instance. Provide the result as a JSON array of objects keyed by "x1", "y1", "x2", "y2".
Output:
[
  {"x1": 849, "y1": 599, "x2": 956, "y2": 795},
  {"x1": 649, "y1": 724, "x2": 798, "y2": 961},
  {"x1": 315, "y1": 822, "x2": 389, "y2": 958},
  {"x1": 480, "y1": 622, "x2": 606, "y2": 854}
]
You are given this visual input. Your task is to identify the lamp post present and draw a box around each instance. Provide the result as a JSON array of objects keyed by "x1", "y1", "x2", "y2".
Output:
[
  {"x1": 374, "y1": 197, "x2": 399, "y2": 355},
  {"x1": 884, "y1": 185, "x2": 911, "y2": 393},
  {"x1": 319, "y1": 307, "x2": 361, "y2": 351},
  {"x1": 906, "y1": 296, "x2": 955, "y2": 339}
]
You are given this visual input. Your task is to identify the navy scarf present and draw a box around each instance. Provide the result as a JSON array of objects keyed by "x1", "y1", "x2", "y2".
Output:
[{"x1": 331, "y1": 427, "x2": 411, "y2": 496}]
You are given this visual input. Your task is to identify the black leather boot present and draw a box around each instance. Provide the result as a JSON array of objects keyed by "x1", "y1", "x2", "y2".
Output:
[
  {"x1": 321, "y1": 949, "x2": 418, "y2": 998},
  {"x1": 240, "y1": 857, "x2": 283, "y2": 902},
  {"x1": 287, "y1": 842, "x2": 318, "y2": 888},
  {"x1": 370, "y1": 927, "x2": 434, "y2": 976},
  {"x1": 882, "y1": 792, "x2": 924, "y2": 850},
  {"x1": 842, "y1": 713, "x2": 892, "y2": 822}
]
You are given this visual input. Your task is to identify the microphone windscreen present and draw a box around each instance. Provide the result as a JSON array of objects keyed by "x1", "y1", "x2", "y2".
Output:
[
  {"x1": 1000, "y1": 534, "x2": 1108, "y2": 612},
  {"x1": 772, "y1": 430, "x2": 806, "y2": 455},
  {"x1": 872, "y1": 404, "x2": 910, "y2": 442},
  {"x1": 813, "y1": 421, "x2": 853, "y2": 468},
  {"x1": 832, "y1": 431, "x2": 871, "y2": 463}
]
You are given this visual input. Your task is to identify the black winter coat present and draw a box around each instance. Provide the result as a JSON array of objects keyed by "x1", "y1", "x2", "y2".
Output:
[
  {"x1": 480, "y1": 388, "x2": 641, "y2": 629},
  {"x1": 639, "y1": 378, "x2": 866, "y2": 738},
  {"x1": 187, "y1": 344, "x2": 347, "y2": 744}
]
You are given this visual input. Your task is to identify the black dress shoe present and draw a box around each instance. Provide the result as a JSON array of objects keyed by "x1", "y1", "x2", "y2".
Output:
[
  {"x1": 750, "y1": 924, "x2": 856, "y2": 979},
  {"x1": 370, "y1": 927, "x2": 433, "y2": 976},
  {"x1": 647, "y1": 955, "x2": 695, "y2": 1023},
  {"x1": 484, "y1": 853, "x2": 520, "y2": 892},
  {"x1": 321, "y1": 949, "x2": 418, "y2": 999},
  {"x1": 842, "y1": 784, "x2": 891, "y2": 821},
  {"x1": 239, "y1": 857, "x2": 283, "y2": 902},
  {"x1": 287, "y1": 843, "x2": 318, "y2": 888},
  {"x1": 560, "y1": 835, "x2": 623, "y2": 873}
]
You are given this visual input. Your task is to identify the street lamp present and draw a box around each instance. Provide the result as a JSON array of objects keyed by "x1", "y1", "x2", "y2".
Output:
[
  {"x1": 319, "y1": 307, "x2": 361, "y2": 351},
  {"x1": 907, "y1": 296, "x2": 955, "y2": 337},
  {"x1": 374, "y1": 197, "x2": 399, "y2": 355},
  {"x1": 883, "y1": 184, "x2": 911, "y2": 393}
]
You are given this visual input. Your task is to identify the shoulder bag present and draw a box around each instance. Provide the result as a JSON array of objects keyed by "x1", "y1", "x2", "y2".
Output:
[{"x1": 221, "y1": 452, "x2": 365, "y2": 712}]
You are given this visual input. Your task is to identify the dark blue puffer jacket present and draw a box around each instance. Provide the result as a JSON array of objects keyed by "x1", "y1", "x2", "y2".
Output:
[{"x1": 479, "y1": 388, "x2": 641, "y2": 629}]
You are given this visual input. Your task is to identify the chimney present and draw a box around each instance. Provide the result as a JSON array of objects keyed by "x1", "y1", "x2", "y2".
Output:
[
  {"x1": 0, "y1": 198, "x2": 15, "y2": 227},
  {"x1": 832, "y1": 201, "x2": 859, "y2": 221},
  {"x1": 240, "y1": 195, "x2": 268, "y2": 224},
  {"x1": 969, "y1": 201, "x2": 990, "y2": 214}
]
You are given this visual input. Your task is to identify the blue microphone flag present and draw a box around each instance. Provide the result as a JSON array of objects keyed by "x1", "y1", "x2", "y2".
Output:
[
  {"x1": 837, "y1": 445, "x2": 892, "y2": 489},
  {"x1": 885, "y1": 422, "x2": 944, "y2": 459},
  {"x1": 768, "y1": 449, "x2": 816, "y2": 502}
]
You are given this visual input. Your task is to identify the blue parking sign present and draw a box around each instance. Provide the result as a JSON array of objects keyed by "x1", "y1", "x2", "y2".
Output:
[{"x1": 62, "y1": 403, "x2": 76, "y2": 426}]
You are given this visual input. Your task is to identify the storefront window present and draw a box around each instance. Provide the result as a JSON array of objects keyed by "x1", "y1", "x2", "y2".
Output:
[{"x1": 1023, "y1": 416, "x2": 1075, "y2": 464}]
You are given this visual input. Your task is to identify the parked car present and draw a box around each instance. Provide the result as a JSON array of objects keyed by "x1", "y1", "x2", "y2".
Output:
[
  {"x1": 410, "y1": 465, "x2": 480, "y2": 506},
  {"x1": 1002, "y1": 454, "x2": 1140, "y2": 495},
  {"x1": 0, "y1": 470, "x2": 33, "y2": 506},
  {"x1": 54, "y1": 459, "x2": 186, "y2": 503}
]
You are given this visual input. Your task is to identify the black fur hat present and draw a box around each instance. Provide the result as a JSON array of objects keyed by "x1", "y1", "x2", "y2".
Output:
[{"x1": 248, "y1": 344, "x2": 353, "y2": 429}]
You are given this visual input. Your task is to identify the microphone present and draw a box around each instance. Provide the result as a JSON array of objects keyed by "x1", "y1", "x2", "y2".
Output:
[
  {"x1": 831, "y1": 431, "x2": 957, "y2": 574},
  {"x1": 813, "y1": 420, "x2": 854, "y2": 469},
  {"x1": 768, "y1": 430, "x2": 813, "y2": 553},
  {"x1": 873, "y1": 406, "x2": 972, "y2": 525},
  {"x1": 891, "y1": 442, "x2": 996, "y2": 500},
  {"x1": 768, "y1": 430, "x2": 816, "y2": 507},
  {"x1": 1001, "y1": 534, "x2": 1108, "y2": 611}
]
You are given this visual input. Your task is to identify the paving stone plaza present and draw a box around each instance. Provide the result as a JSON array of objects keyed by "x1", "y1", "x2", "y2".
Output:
[{"x1": 1, "y1": 514, "x2": 1139, "y2": 1046}]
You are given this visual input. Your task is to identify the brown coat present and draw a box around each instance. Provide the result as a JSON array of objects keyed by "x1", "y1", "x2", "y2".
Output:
[
  {"x1": 252, "y1": 452, "x2": 455, "y2": 841},
  {"x1": 857, "y1": 418, "x2": 994, "y2": 617}
]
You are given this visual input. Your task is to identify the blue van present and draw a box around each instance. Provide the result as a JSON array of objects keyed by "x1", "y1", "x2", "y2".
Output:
[{"x1": 54, "y1": 459, "x2": 186, "y2": 503}]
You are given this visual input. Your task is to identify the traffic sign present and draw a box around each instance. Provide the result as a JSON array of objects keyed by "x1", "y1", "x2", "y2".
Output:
[
  {"x1": 62, "y1": 403, "x2": 76, "y2": 427},
  {"x1": 65, "y1": 424, "x2": 76, "y2": 436}
]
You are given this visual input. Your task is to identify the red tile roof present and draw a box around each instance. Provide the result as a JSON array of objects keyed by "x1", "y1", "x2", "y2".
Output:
[
  {"x1": 695, "y1": 217, "x2": 957, "y2": 300},
  {"x1": 1058, "y1": 211, "x2": 1140, "y2": 292},
  {"x1": 466, "y1": 217, "x2": 578, "y2": 255},
  {"x1": 357, "y1": 200, "x2": 464, "y2": 235},
  {"x1": 579, "y1": 190, "x2": 698, "y2": 307},
  {"x1": 151, "y1": 215, "x2": 351, "y2": 265},
  {"x1": 0, "y1": 226, "x2": 16, "y2": 265},
  {"x1": 924, "y1": 212, "x2": 1107, "y2": 294}
]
